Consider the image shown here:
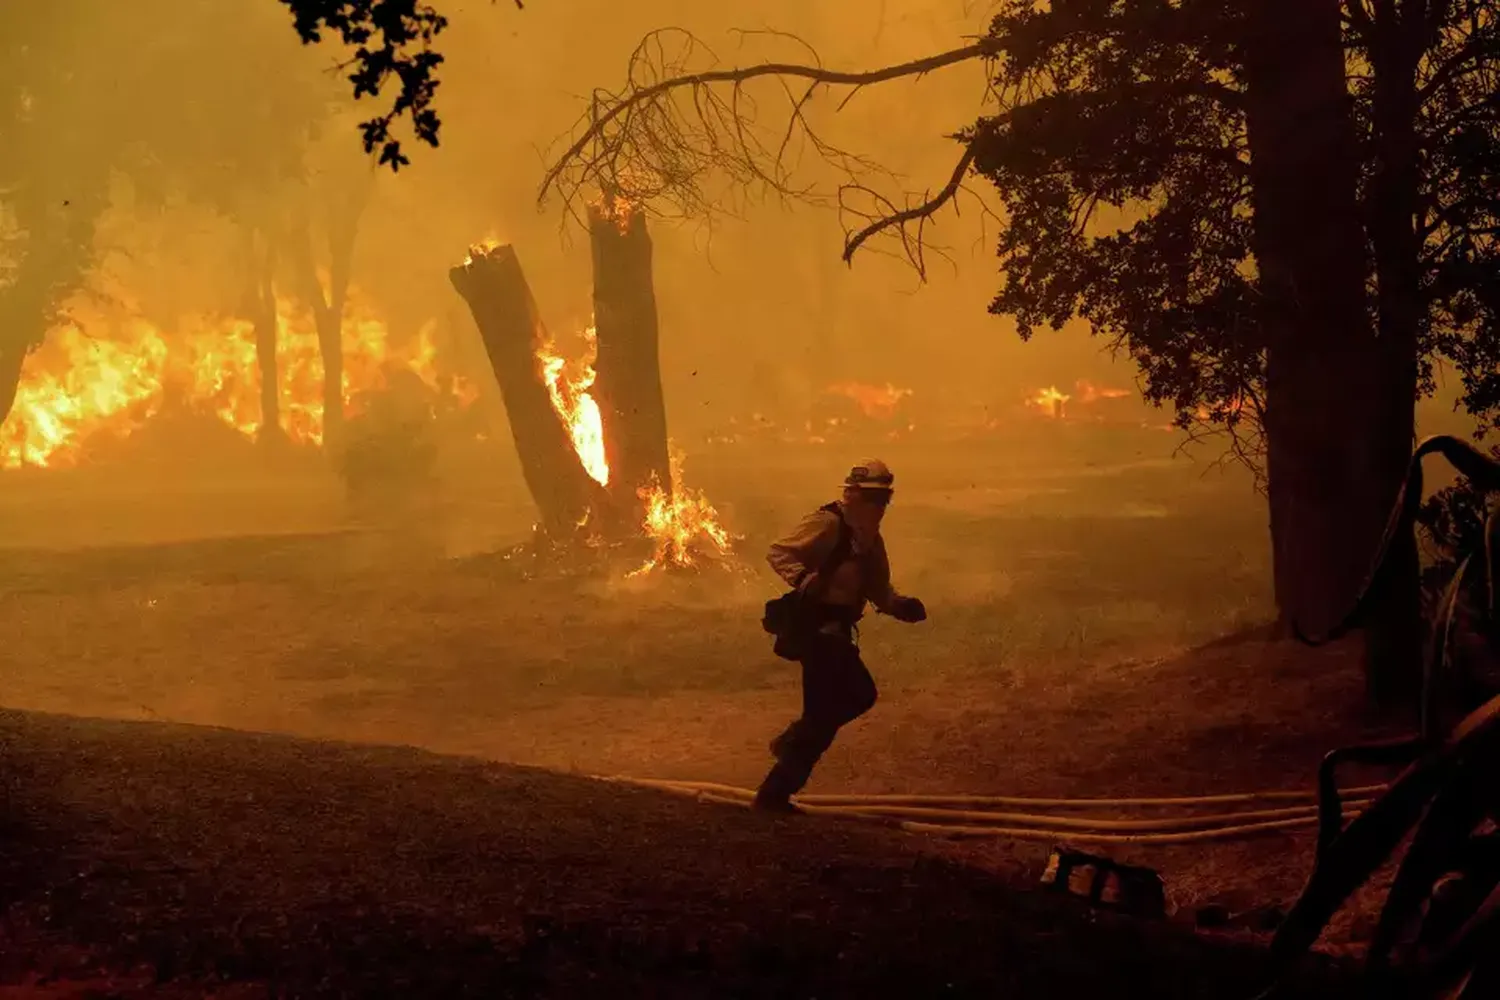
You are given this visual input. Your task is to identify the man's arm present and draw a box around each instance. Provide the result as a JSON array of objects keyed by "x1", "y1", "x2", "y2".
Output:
[
  {"x1": 869, "y1": 535, "x2": 926, "y2": 622},
  {"x1": 766, "y1": 510, "x2": 839, "y2": 591},
  {"x1": 867, "y1": 534, "x2": 900, "y2": 613}
]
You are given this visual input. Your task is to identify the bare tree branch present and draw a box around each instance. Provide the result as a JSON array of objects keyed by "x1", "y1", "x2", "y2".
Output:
[
  {"x1": 536, "y1": 28, "x2": 999, "y2": 274},
  {"x1": 839, "y1": 140, "x2": 979, "y2": 269}
]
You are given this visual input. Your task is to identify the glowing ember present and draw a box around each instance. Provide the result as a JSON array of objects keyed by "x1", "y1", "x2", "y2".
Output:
[
  {"x1": 536, "y1": 324, "x2": 609, "y2": 486},
  {"x1": 462, "y1": 234, "x2": 505, "y2": 267},
  {"x1": 825, "y1": 381, "x2": 913, "y2": 419},
  {"x1": 0, "y1": 296, "x2": 473, "y2": 469},
  {"x1": 630, "y1": 445, "x2": 734, "y2": 575},
  {"x1": 591, "y1": 190, "x2": 639, "y2": 235}
]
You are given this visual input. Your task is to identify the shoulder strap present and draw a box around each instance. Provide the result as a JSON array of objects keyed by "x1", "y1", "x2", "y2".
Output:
[
  {"x1": 814, "y1": 502, "x2": 854, "y2": 577},
  {"x1": 789, "y1": 503, "x2": 853, "y2": 592}
]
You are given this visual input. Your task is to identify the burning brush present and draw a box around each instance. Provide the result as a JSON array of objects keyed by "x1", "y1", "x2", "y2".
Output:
[
  {"x1": 531, "y1": 325, "x2": 739, "y2": 579},
  {"x1": 0, "y1": 298, "x2": 475, "y2": 469},
  {"x1": 629, "y1": 447, "x2": 737, "y2": 577}
]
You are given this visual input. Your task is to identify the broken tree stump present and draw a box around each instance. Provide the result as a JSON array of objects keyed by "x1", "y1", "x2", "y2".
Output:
[
  {"x1": 449, "y1": 244, "x2": 601, "y2": 540},
  {"x1": 589, "y1": 202, "x2": 672, "y2": 522}
]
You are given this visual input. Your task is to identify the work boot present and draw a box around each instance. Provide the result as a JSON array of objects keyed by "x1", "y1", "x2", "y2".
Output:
[
  {"x1": 754, "y1": 757, "x2": 808, "y2": 815},
  {"x1": 752, "y1": 792, "x2": 803, "y2": 815}
]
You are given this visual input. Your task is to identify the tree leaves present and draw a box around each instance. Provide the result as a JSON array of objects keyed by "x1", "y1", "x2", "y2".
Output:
[{"x1": 279, "y1": 0, "x2": 456, "y2": 171}]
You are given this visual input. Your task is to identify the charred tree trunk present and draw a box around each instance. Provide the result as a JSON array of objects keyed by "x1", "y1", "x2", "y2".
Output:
[
  {"x1": 319, "y1": 298, "x2": 345, "y2": 450},
  {"x1": 1244, "y1": 0, "x2": 1416, "y2": 703},
  {"x1": 299, "y1": 252, "x2": 349, "y2": 455},
  {"x1": 291, "y1": 171, "x2": 370, "y2": 458},
  {"x1": 450, "y1": 244, "x2": 601, "y2": 538},
  {"x1": 589, "y1": 202, "x2": 671, "y2": 529},
  {"x1": 249, "y1": 234, "x2": 283, "y2": 448}
]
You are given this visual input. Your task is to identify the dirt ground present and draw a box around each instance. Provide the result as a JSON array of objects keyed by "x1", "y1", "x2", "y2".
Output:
[
  {"x1": 0, "y1": 709, "x2": 1358, "y2": 998},
  {"x1": 0, "y1": 433, "x2": 1412, "y2": 993}
]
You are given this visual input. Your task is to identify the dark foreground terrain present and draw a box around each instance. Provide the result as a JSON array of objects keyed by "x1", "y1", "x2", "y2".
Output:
[{"x1": 0, "y1": 710, "x2": 1352, "y2": 998}]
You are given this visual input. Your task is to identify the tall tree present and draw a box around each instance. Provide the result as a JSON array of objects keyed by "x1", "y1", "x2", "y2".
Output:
[
  {"x1": 288, "y1": 140, "x2": 378, "y2": 453},
  {"x1": 1240, "y1": 0, "x2": 1420, "y2": 697}
]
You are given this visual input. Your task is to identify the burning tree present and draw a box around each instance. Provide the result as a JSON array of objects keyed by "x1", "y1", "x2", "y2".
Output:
[{"x1": 449, "y1": 208, "x2": 733, "y2": 575}]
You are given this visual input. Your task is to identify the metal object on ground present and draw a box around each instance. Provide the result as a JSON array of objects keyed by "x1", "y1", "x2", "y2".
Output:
[{"x1": 1039, "y1": 845, "x2": 1166, "y2": 919}]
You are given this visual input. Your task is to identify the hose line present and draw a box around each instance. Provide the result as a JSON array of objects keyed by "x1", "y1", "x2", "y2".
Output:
[{"x1": 599, "y1": 775, "x2": 1381, "y2": 844}]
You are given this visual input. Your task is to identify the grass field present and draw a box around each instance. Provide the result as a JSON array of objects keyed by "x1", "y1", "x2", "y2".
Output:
[{"x1": 0, "y1": 427, "x2": 1407, "y2": 993}]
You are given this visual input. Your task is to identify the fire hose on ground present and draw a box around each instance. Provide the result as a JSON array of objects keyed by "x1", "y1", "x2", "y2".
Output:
[{"x1": 596, "y1": 776, "x2": 1390, "y2": 846}]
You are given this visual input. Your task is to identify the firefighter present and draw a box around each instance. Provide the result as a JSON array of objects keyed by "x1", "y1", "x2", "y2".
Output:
[{"x1": 755, "y1": 458, "x2": 927, "y2": 813}]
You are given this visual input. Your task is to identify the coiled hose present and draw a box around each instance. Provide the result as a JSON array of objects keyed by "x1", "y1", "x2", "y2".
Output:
[{"x1": 598, "y1": 776, "x2": 1390, "y2": 846}]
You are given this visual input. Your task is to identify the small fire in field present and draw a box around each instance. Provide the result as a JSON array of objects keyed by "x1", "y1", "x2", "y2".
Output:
[
  {"x1": 533, "y1": 325, "x2": 736, "y2": 576},
  {"x1": 535, "y1": 325, "x2": 609, "y2": 486},
  {"x1": 825, "y1": 381, "x2": 913, "y2": 419},
  {"x1": 1025, "y1": 380, "x2": 1134, "y2": 421},
  {"x1": 630, "y1": 446, "x2": 735, "y2": 576},
  {"x1": 1, "y1": 295, "x2": 476, "y2": 469},
  {"x1": 1030, "y1": 385, "x2": 1071, "y2": 419},
  {"x1": 1074, "y1": 379, "x2": 1132, "y2": 404},
  {"x1": 1192, "y1": 396, "x2": 1247, "y2": 423}
]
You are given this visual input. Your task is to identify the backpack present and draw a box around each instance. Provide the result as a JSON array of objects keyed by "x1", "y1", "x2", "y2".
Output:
[{"x1": 761, "y1": 503, "x2": 853, "y2": 660}]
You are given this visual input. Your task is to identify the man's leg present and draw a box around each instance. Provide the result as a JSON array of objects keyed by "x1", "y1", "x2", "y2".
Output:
[
  {"x1": 768, "y1": 649, "x2": 827, "y2": 759},
  {"x1": 754, "y1": 636, "x2": 870, "y2": 810},
  {"x1": 828, "y1": 643, "x2": 877, "y2": 727}
]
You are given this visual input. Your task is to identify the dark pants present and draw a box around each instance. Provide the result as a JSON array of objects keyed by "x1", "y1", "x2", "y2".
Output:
[{"x1": 755, "y1": 632, "x2": 878, "y2": 806}]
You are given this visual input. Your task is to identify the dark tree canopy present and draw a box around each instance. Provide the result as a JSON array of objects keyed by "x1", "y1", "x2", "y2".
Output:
[
  {"x1": 278, "y1": 0, "x2": 527, "y2": 170},
  {"x1": 279, "y1": 0, "x2": 450, "y2": 170},
  {"x1": 969, "y1": 0, "x2": 1261, "y2": 459}
]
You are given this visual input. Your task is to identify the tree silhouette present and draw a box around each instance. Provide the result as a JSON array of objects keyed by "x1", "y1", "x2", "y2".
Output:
[{"x1": 278, "y1": 0, "x2": 527, "y2": 170}]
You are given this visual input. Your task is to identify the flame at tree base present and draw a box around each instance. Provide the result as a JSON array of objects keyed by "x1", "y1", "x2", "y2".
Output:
[
  {"x1": 526, "y1": 320, "x2": 735, "y2": 579},
  {"x1": 627, "y1": 448, "x2": 736, "y2": 577}
]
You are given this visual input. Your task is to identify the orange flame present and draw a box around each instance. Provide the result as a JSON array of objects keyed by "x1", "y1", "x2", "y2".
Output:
[
  {"x1": 536, "y1": 324, "x2": 609, "y2": 486},
  {"x1": 825, "y1": 381, "x2": 913, "y2": 419},
  {"x1": 630, "y1": 445, "x2": 735, "y2": 575},
  {"x1": 590, "y1": 190, "x2": 639, "y2": 236},
  {"x1": 1073, "y1": 379, "x2": 1132, "y2": 404},
  {"x1": 1029, "y1": 385, "x2": 1071, "y2": 418},
  {"x1": 461, "y1": 233, "x2": 505, "y2": 267},
  {"x1": 1193, "y1": 396, "x2": 1247, "y2": 422},
  {"x1": 1, "y1": 296, "x2": 473, "y2": 469}
]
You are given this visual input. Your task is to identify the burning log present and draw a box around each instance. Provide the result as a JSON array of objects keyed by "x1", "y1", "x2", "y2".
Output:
[
  {"x1": 449, "y1": 243, "x2": 601, "y2": 539},
  {"x1": 588, "y1": 200, "x2": 672, "y2": 525}
]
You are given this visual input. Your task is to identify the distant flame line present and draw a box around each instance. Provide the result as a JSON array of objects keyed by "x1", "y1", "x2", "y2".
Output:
[{"x1": 1, "y1": 298, "x2": 474, "y2": 469}]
